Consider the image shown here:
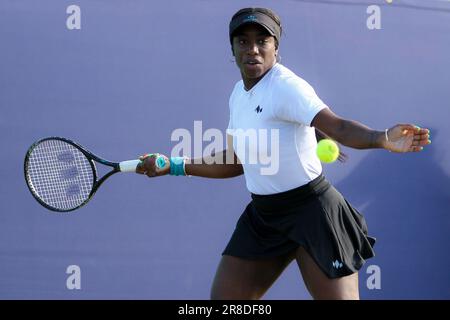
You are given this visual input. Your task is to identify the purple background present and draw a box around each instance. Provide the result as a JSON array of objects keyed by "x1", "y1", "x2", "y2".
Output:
[{"x1": 1, "y1": 0, "x2": 449, "y2": 299}]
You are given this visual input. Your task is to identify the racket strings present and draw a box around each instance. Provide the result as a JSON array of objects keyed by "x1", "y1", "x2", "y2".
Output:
[{"x1": 26, "y1": 140, "x2": 94, "y2": 210}]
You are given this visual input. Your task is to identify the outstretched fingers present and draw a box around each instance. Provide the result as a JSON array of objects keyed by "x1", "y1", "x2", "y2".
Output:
[
  {"x1": 404, "y1": 125, "x2": 431, "y2": 151},
  {"x1": 409, "y1": 146, "x2": 424, "y2": 152},
  {"x1": 413, "y1": 128, "x2": 431, "y2": 146}
]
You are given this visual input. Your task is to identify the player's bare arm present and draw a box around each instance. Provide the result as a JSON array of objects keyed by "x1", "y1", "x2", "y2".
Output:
[
  {"x1": 137, "y1": 134, "x2": 243, "y2": 178},
  {"x1": 312, "y1": 108, "x2": 431, "y2": 153}
]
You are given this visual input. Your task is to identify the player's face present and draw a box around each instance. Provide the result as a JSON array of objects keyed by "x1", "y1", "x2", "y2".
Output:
[{"x1": 232, "y1": 24, "x2": 278, "y2": 89}]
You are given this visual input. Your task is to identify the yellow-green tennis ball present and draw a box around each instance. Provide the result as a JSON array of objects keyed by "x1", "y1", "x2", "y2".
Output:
[{"x1": 316, "y1": 139, "x2": 339, "y2": 163}]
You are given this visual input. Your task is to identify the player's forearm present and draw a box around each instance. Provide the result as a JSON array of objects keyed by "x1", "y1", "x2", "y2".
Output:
[
  {"x1": 332, "y1": 119, "x2": 385, "y2": 149},
  {"x1": 184, "y1": 150, "x2": 244, "y2": 178}
]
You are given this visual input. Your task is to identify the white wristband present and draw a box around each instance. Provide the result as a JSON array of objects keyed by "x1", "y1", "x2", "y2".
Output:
[{"x1": 385, "y1": 128, "x2": 389, "y2": 142}]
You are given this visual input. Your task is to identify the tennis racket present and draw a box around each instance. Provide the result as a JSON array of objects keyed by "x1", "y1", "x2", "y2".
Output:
[{"x1": 24, "y1": 137, "x2": 166, "y2": 212}]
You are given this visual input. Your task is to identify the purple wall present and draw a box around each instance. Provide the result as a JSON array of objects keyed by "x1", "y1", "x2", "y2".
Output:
[{"x1": 1, "y1": 0, "x2": 449, "y2": 299}]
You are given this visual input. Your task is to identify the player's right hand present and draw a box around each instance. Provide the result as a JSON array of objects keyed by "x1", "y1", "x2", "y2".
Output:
[{"x1": 136, "y1": 153, "x2": 170, "y2": 177}]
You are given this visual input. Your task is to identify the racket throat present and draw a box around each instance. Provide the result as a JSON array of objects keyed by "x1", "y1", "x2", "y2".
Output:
[{"x1": 94, "y1": 169, "x2": 119, "y2": 192}]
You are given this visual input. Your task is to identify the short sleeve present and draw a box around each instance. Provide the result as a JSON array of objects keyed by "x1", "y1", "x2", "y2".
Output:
[{"x1": 273, "y1": 77, "x2": 328, "y2": 126}]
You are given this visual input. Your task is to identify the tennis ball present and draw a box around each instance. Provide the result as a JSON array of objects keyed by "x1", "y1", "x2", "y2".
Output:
[{"x1": 316, "y1": 139, "x2": 339, "y2": 163}]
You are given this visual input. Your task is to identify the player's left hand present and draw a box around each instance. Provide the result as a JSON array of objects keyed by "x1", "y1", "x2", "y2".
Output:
[{"x1": 384, "y1": 124, "x2": 431, "y2": 153}]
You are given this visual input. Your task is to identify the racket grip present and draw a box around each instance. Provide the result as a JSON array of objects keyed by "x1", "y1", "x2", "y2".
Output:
[
  {"x1": 119, "y1": 160, "x2": 141, "y2": 172},
  {"x1": 119, "y1": 156, "x2": 167, "y2": 173}
]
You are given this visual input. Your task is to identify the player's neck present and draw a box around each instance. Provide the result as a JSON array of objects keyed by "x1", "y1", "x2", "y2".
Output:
[{"x1": 242, "y1": 63, "x2": 276, "y2": 91}]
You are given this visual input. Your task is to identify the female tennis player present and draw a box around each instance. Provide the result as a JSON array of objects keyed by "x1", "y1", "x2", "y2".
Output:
[{"x1": 136, "y1": 8, "x2": 431, "y2": 300}]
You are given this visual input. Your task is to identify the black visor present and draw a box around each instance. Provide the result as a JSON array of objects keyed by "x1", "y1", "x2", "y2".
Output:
[{"x1": 229, "y1": 9, "x2": 281, "y2": 44}]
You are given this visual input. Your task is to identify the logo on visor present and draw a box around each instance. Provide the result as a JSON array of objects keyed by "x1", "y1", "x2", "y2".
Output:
[
  {"x1": 243, "y1": 15, "x2": 258, "y2": 23},
  {"x1": 332, "y1": 260, "x2": 343, "y2": 269},
  {"x1": 255, "y1": 105, "x2": 263, "y2": 114}
]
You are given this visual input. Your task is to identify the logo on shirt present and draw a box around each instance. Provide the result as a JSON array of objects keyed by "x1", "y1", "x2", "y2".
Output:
[{"x1": 255, "y1": 105, "x2": 263, "y2": 114}]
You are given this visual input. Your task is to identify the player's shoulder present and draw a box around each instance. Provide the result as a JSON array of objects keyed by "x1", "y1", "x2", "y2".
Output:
[
  {"x1": 271, "y1": 64, "x2": 315, "y2": 98},
  {"x1": 230, "y1": 80, "x2": 244, "y2": 97},
  {"x1": 232, "y1": 79, "x2": 244, "y2": 92},
  {"x1": 229, "y1": 80, "x2": 244, "y2": 107},
  {"x1": 272, "y1": 64, "x2": 313, "y2": 91}
]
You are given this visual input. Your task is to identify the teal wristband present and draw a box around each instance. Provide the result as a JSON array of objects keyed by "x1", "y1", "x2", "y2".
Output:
[{"x1": 170, "y1": 157, "x2": 186, "y2": 176}]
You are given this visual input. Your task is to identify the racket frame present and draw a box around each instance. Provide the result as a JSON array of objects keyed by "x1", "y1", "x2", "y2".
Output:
[{"x1": 24, "y1": 136, "x2": 123, "y2": 212}]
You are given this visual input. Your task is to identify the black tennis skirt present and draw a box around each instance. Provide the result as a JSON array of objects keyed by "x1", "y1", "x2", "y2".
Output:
[{"x1": 222, "y1": 174, "x2": 376, "y2": 279}]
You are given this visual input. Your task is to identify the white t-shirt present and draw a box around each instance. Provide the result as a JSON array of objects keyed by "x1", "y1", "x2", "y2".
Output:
[{"x1": 227, "y1": 63, "x2": 328, "y2": 195}]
